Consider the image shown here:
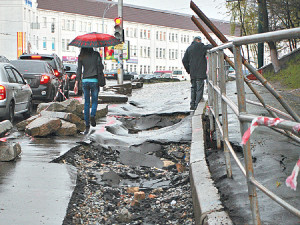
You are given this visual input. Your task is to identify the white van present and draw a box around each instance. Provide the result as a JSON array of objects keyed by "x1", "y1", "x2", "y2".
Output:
[{"x1": 172, "y1": 70, "x2": 188, "y2": 81}]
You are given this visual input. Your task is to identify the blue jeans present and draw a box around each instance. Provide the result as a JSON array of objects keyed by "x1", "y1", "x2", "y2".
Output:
[
  {"x1": 82, "y1": 82, "x2": 99, "y2": 126},
  {"x1": 190, "y1": 79, "x2": 205, "y2": 109}
]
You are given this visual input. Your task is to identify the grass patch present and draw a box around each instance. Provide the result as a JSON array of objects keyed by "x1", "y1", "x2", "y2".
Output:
[{"x1": 263, "y1": 54, "x2": 300, "y2": 90}]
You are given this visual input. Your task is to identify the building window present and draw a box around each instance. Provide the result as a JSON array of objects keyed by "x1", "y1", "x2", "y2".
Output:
[
  {"x1": 88, "y1": 22, "x2": 91, "y2": 32},
  {"x1": 43, "y1": 37, "x2": 47, "y2": 49},
  {"x1": 67, "y1": 20, "x2": 70, "y2": 30},
  {"x1": 62, "y1": 19, "x2": 65, "y2": 30},
  {"x1": 52, "y1": 38, "x2": 55, "y2": 51},
  {"x1": 79, "y1": 21, "x2": 82, "y2": 32},
  {"x1": 147, "y1": 47, "x2": 150, "y2": 58},
  {"x1": 36, "y1": 36, "x2": 39, "y2": 50},
  {"x1": 66, "y1": 39, "x2": 70, "y2": 51},
  {"x1": 62, "y1": 39, "x2": 65, "y2": 51},
  {"x1": 72, "y1": 20, "x2": 75, "y2": 31},
  {"x1": 43, "y1": 17, "x2": 47, "y2": 28}
]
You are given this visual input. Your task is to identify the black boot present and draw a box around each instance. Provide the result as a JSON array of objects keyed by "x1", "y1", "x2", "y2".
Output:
[
  {"x1": 84, "y1": 126, "x2": 90, "y2": 135},
  {"x1": 91, "y1": 116, "x2": 96, "y2": 127}
]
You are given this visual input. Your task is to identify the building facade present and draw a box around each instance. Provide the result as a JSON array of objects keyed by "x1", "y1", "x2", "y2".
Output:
[{"x1": 0, "y1": 0, "x2": 240, "y2": 74}]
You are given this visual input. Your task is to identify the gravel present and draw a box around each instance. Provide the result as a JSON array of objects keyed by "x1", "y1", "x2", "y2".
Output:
[{"x1": 52, "y1": 142, "x2": 195, "y2": 225}]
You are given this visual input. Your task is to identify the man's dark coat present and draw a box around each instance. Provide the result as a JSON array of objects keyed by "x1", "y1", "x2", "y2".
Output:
[{"x1": 182, "y1": 41, "x2": 212, "y2": 80}]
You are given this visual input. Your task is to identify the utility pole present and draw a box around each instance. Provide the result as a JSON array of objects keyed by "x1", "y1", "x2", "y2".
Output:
[
  {"x1": 117, "y1": 0, "x2": 123, "y2": 85},
  {"x1": 257, "y1": 0, "x2": 264, "y2": 68}
]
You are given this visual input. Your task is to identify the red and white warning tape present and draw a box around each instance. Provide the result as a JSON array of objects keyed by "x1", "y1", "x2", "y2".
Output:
[
  {"x1": 241, "y1": 117, "x2": 284, "y2": 145},
  {"x1": 286, "y1": 158, "x2": 300, "y2": 191}
]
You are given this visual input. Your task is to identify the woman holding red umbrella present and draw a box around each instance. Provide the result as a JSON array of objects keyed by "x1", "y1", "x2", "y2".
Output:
[{"x1": 74, "y1": 47, "x2": 104, "y2": 134}]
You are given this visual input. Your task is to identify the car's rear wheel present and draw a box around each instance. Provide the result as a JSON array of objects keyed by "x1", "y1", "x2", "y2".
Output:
[
  {"x1": 64, "y1": 81, "x2": 70, "y2": 99},
  {"x1": 23, "y1": 97, "x2": 33, "y2": 119},
  {"x1": 5, "y1": 102, "x2": 15, "y2": 123}
]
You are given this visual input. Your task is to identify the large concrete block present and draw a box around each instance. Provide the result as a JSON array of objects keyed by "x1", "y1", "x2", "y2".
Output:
[
  {"x1": 0, "y1": 142, "x2": 21, "y2": 161},
  {"x1": 0, "y1": 120, "x2": 13, "y2": 137},
  {"x1": 98, "y1": 93, "x2": 128, "y2": 103},
  {"x1": 96, "y1": 104, "x2": 108, "y2": 119},
  {"x1": 40, "y1": 111, "x2": 85, "y2": 132},
  {"x1": 55, "y1": 120, "x2": 77, "y2": 136},
  {"x1": 37, "y1": 99, "x2": 81, "y2": 114},
  {"x1": 16, "y1": 115, "x2": 39, "y2": 131},
  {"x1": 25, "y1": 117, "x2": 62, "y2": 137}
]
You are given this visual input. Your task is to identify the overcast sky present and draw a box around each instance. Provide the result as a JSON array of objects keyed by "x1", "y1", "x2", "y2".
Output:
[{"x1": 124, "y1": 0, "x2": 230, "y2": 21}]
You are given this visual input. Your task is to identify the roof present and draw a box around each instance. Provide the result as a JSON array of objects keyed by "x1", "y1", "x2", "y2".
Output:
[{"x1": 37, "y1": 0, "x2": 240, "y2": 36}]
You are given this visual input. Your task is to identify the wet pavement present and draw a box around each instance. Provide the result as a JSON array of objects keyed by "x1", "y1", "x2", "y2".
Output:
[{"x1": 206, "y1": 80, "x2": 300, "y2": 224}]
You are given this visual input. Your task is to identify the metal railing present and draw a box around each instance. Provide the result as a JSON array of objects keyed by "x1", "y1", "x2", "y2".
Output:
[{"x1": 206, "y1": 28, "x2": 300, "y2": 224}]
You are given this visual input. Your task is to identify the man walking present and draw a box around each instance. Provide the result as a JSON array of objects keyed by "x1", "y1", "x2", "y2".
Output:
[{"x1": 182, "y1": 36, "x2": 212, "y2": 110}]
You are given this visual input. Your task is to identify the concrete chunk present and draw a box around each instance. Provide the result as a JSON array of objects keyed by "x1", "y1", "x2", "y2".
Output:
[
  {"x1": 96, "y1": 104, "x2": 108, "y2": 119},
  {"x1": 40, "y1": 111, "x2": 85, "y2": 132},
  {"x1": 98, "y1": 93, "x2": 128, "y2": 103},
  {"x1": 55, "y1": 120, "x2": 77, "y2": 136},
  {"x1": 16, "y1": 115, "x2": 39, "y2": 131},
  {"x1": 0, "y1": 120, "x2": 13, "y2": 136},
  {"x1": 0, "y1": 142, "x2": 21, "y2": 161},
  {"x1": 25, "y1": 117, "x2": 62, "y2": 137}
]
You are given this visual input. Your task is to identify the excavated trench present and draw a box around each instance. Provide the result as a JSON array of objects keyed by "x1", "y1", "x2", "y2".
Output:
[{"x1": 52, "y1": 112, "x2": 195, "y2": 225}]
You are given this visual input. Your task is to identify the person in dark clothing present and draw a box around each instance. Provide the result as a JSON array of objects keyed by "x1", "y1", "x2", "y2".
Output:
[
  {"x1": 74, "y1": 47, "x2": 104, "y2": 134},
  {"x1": 182, "y1": 36, "x2": 213, "y2": 110}
]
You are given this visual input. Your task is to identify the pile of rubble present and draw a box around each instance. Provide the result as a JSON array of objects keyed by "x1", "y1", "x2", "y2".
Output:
[
  {"x1": 16, "y1": 99, "x2": 108, "y2": 137},
  {"x1": 53, "y1": 142, "x2": 195, "y2": 224}
]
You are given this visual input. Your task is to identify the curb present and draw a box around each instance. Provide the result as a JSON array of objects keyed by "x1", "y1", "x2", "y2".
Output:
[{"x1": 190, "y1": 102, "x2": 233, "y2": 225}]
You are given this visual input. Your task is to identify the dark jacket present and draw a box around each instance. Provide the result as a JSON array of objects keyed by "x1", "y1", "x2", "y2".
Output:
[
  {"x1": 76, "y1": 50, "x2": 104, "y2": 82},
  {"x1": 182, "y1": 41, "x2": 213, "y2": 80}
]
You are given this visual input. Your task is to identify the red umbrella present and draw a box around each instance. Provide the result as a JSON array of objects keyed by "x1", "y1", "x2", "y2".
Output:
[{"x1": 68, "y1": 32, "x2": 121, "y2": 48}]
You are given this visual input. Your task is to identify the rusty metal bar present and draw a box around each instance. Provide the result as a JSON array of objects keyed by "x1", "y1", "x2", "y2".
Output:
[
  {"x1": 207, "y1": 52, "x2": 215, "y2": 133},
  {"x1": 224, "y1": 139, "x2": 246, "y2": 176},
  {"x1": 191, "y1": 15, "x2": 284, "y2": 123},
  {"x1": 212, "y1": 52, "x2": 221, "y2": 149},
  {"x1": 233, "y1": 28, "x2": 300, "y2": 46},
  {"x1": 234, "y1": 45, "x2": 261, "y2": 224},
  {"x1": 218, "y1": 50, "x2": 232, "y2": 178},
  {"x1": 250, "y1": 177, "x2": 300, "y2": 217},
  {"x1": 208, "y1": 79, "x2": 300, "y2": 136},
  {"x1": 191, "y1": 2, "x2": 299, "y2": 121}
]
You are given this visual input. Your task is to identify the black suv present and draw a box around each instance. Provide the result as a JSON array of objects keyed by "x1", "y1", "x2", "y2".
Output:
[{"x1": 19, "y1": 53, "x2": 70, "y2": 101}]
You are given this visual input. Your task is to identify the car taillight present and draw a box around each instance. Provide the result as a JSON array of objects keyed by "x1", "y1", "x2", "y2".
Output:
[
  {"x1": 31, "y1": 55, "x2": 42, "y2": 59},
  {"x1": 54, "y1": 70, "x2": 59, "y2": 77},
  {"x1": 40, "y1": 75, "x2": 50, "y2": 84},
  {"x1": 0, "y1": 85, "x2": 6, "y2": 100},
  {"x1": 71, "y1": 74, "x2": 76, "y2": 80}
]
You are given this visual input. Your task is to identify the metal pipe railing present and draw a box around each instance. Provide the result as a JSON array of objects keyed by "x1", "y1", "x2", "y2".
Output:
[
  {"x1": 191, "y1": 0, "x2": 300, "y2": 122},
  {"x1": 191, "y1": 2, "x2": 300, "y2": 223}
]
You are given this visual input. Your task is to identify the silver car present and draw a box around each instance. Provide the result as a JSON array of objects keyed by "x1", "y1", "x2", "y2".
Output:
[{"x1": 0, "y1": 62, "x2": 33, "y2": 122}]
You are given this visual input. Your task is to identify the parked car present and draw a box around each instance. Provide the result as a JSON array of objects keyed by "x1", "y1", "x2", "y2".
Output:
[
  {"x1": 63, "y1": 63, "x2": 82, "y2": 95},
  {"x1": 161, "y1": 73, "x2": 172, "y2": 78},
  {"x1": 10, "y1": 60, "x2": 60, "y2": 104},
  {"x1": 123, "y1": 71, "x2": 134, "y2": 81},
  {"x1": 0, "y1": 55, "x2": 10, "y2": 63},
  {"x1": 104, "y1": 69, "x2": 133, "y2": 81},
  {"x1": 142, "y1": 74, "x2": 156, "y2": 80},
  {"x1": 153, "y1": 70, "x2": 172, "y2": 78},
  {"x1": 19, "y1": 53, "x2": 70, "y2": 100},
  {"x1": 104, "y1": 69, "x2": 117, "y2": 79},
  {"x1": 172, "y1": 70, "x2": 187, "y2": 81},
  {"x1": 0, "y1": 62, "x2": 33, "y2": 122}
]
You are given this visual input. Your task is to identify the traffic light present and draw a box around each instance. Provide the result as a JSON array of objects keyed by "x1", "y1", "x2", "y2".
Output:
[
  {"x1": 114, "y1": 17, "x2": 123, "y2": 42},
  {"x1": 51, "y1": 23, "x2": 55, "y2": 33}
]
